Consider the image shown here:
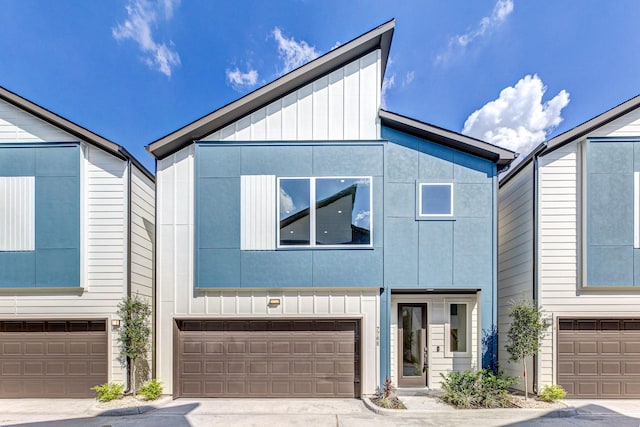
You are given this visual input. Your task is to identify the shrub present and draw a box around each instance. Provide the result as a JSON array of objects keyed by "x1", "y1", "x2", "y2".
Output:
[
  {"x1": 538, "y1": 384, "x2": 566, "y2": 402},
  {"x1": 371, "y1": 377, "x2": 406, "y2": 409},
  {"x1": 440, "y1": 369, "x2": 516, "y2": 409},
  {"x1": 138, "y1": 378, "x2": 163, "y2": 400},
  {"x1": 91, "y1": 382, "x2": 125, "y2": 402}
]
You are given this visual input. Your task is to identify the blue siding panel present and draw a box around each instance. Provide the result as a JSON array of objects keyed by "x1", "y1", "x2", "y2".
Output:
[
  {"x1": 418, "y1": 221, "x2": 453, "y2": 286},
  {"x1": 242, "y1": 251, "x2": 313, "y2": 287},
  {"x1": 453, "y1": 218, "x2": 492, "y2": 286},
  {"x1": 35, "y1": 249, "x2": 80, "y2": 287},
  {"x1": 0, "y1": 252, "x2": 35, "y2": 287},
  {"x1": 588, "y1": 173, "x2": 633, "y2": 246},
  {"x1": 455, "y1": 183, "x2": 492, "y2": 218},
  {"x1": 198, "y1": 178, "x2": 240, "y2": 249},
  {"x1": 385, "y1": 183, "x2": 415, "y2": 217},
  {"x1": 384, "y1": 141, "x2": 418, "y2": 182},
  {"x1": 197, "y1": 249, "x2": 241, "y2": 287},
  {"x1": 198, "y1": 145, "x2": 241, "y2": 178},
  {"x1": 36, "y1": 176, "x2": 80, "y2": 249},
  {"x1": 588, "y1": 246, "x2": 634, "y2": 286},
  {"x1": 242, "y1": 145, "x2": 313, "y2": 176},
  {"x1": 312, "y1": 145, "x2": 383, "y2": 176},
  {"x1": 0, "y1": 145, "x2": 80, "y2": 288},
  {"x1": 384, "y1": 218, "x2": 418, "y2": 286},
  {"x1": 312, "y1": 250, "x2": 383, "y2": 287},
  {"x1": 453, "y1": 151, "x2": 495, "y2": 182}
]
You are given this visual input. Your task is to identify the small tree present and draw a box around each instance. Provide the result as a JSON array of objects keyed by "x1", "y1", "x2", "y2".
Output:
[
  {"x1": 506, "y1": 299, "x2": 549, "y2": 399},
  {"x1": 117, "y1": 295, "x2": 151, "y2": 394}
]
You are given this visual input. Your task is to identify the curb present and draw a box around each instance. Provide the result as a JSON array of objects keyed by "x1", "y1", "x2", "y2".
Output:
[
  {"x1": 91, "y1": 395, "x2": 172, "y2": 417},
  {"x1": 363, "y1": 397, "x2": 577, "y2": 418}
]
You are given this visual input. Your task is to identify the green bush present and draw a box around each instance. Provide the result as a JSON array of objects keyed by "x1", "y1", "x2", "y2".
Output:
[
  {"x1": 137, "y1": 378, "x2": 163, "y2": 400},
  {"x1": 440, "y1": 369, "x2": 516, "y2": 408},
  {"x1": 538, "y1": 384, "x2": 566, "y2": 402},
  {"x1": 91, "y1": 382, "x2": 125, "y2": 402}
]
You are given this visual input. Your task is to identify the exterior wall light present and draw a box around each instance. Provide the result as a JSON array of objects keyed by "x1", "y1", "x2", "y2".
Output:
[
  {"x1": 111, "y1": 319, "x2": 121, "y2": 327},
  {"x1": 268, "y1": 298, "x2": 281, "y2": 306}
]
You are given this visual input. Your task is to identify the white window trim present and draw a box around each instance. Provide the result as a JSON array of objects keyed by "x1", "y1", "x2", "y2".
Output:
[
  {"x1": 635, "y1": 171, "x2": 639, "y2": 249},
  {"x1": 418, "y1": 182, "x2": 454, "y2": 217},
  {"x1": 276, "y1": 176, "x2": 373, "y2": 249},
  {"x1": 444, "y1": 300, "x2": 472, "y2": 357}
]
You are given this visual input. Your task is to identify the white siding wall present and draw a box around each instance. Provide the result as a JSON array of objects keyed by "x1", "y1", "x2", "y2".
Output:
[
  {"x1": 130, "y1": 166, "x2": 155, "y2": 303},
  {"x1": 156, "y1": 146, "x2": 380, "y2": 395},
  {"x1": 240, "y1": 175, "x2": 276, "y2": 250},
  {"x1": 0, "y1": 99, "x2": 75, "y2": 143},
  {"x1": 592, "y1": 107, "x2": 640, "y2": 137},
  {"x1": 203, "y1": 50, "x2": 381, "y2": 142},
  {"x1": 390, "y1": 295, "x2": 478, "y2": 389},
  {"x1": 497, "y1": 162, "x2": 534, "y2": 391}
]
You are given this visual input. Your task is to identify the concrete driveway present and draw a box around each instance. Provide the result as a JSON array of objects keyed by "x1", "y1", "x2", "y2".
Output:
[{"x1": 0, "y1": 397, "x2": 639, "y2": 426}]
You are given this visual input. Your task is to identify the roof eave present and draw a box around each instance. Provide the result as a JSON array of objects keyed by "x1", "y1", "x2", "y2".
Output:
[
  {"x1": 147, "y1": 19, "x2": 396, "y2": 159},
  {"x1": 541, "y1": 93, "x2": 640, "y2": 156},
  {"x1": 0, "y1": 85, "x2": 154, "y2": 181},
  {"x1": 379, "y1": 109, "x2": 517, "y2": 169}
]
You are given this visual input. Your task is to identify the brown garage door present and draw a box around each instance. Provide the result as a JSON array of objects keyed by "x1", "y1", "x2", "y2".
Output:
[
  {"x1": 558, "y1": 318, "x2": 640, "y2": 398},
  {"x1": 0, "y1": 320, "x2": 108, "y2": 398},
  {"x1": 174, "y1": 319, "x2": 360, "y2": 398}
]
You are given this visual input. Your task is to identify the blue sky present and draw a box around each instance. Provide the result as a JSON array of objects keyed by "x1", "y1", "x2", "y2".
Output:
[{"x1": 1, "y1": 0, "x2": 639, "y2": 172}]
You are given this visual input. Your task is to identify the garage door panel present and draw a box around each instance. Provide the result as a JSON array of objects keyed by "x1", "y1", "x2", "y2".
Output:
[
  {"x1": 558, "y1": 318, "x2": 640, "y2": 398},
  {"x1": 175, "y1": 319, "x2": 359, "y2": 398}
]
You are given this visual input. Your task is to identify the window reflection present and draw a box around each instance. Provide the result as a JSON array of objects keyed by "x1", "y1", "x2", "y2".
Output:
[
  {"x1": 316, "y1": 178, "x2": 370, "y2": 245},
  {"x1": 279, "y1": 179, "x2": 310, "y2": 245}
]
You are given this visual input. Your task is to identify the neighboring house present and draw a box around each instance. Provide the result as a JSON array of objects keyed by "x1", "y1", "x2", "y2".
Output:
[
  {"x1": 0, "y1": 86, "x2": 155, "y2": 397},
  {"x1": 498, "y1": 95, "x2": 640, "y2": 398},
  {"x1": 147, "y1": 20, "x2": 515, "y2": 398}
]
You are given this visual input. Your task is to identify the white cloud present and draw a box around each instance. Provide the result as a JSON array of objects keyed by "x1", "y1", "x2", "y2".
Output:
[
  {"x1": 462, "y1": 74, "x2": 570, "y2": 158},
  {"x1": 280, "y1": 188, "x2": 296, "y2": 215},
  {"x1": 437, "y1": 0, "x2": 513, "y2": 64},
  {"x1": 272, "y1": 27, "x2": 320, "y2": 75},
  {"x1": 381, "y1": 74, "x2": 396, "y2": 109},
  {"x1": 226, "y1": 67, "x2": 259, "y2": 90},
  {"x1": 403, "y1": 71, "x2": 415, "y2": 87},
  {"x1": 112, "y1": 0, "x2": 181, "y2": 77},
  {"x1": 354, "y1": 210, "x2": 370, "y2": 230}
]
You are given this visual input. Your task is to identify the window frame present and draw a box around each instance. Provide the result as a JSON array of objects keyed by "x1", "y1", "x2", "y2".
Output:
[
  {"x1": 444, "y1": 300, "x2": 472, "y2": 357},
  {"x1": 417, "y1": 182, "x2": 454, "y2": 218},
  {"x1": 276, "y1": 176, "x2": 373, "y2": 249}
]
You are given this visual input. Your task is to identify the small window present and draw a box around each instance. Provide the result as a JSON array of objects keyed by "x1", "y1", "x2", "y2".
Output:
[
  {"x1": 419, "y1": 183, "x2": 453, "y2": 217},
  {"x1": 278, "y1": 177, "x2": 372, "y2": 248},
  {"x1": 449, "y1": 303, "x2": 468, "y2": 353}
]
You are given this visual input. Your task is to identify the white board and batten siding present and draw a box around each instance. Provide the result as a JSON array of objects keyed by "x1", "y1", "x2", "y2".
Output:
[
  {"x1": 497, "y1": 161, "x2": 534, "y2": 391},
  {"x1": 0, "y1": 176, "x2": 35, "y2": 251},
  {"x1": 0, "y1": 99, "x2": 75, "y2": 143},
  {"x1": 241, "y1": 175, "x2": 275, "y2": 250},
  {"x1": 203, "y1": 50, "x2": 381, "y2": 142}
]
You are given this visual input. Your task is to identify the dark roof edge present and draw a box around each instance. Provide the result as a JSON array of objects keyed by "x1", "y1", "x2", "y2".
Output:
[
  {"x1": 146, "y1": 19, "x2": 396, "y2": 159},
  {"x1": 0, "y1": 85, "x2": 154, "y2": 181},
  {"x1": 542, "y1": 93, "x2": 640, "y2": 155},
  {"x1": 379, "y1": 109, "x2": 517, "y2": 170},
  {"x1": 498, "y1": 142, "x2": 546, "y2": 187}
]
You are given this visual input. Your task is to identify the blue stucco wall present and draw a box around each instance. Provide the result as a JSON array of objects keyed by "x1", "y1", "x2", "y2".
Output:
[
  {"x1": 381, "y1": 127, "x2": 496, "y2": 290},
  {"x1": 195, "y1": 142, "x2": 384, "y2": 289},
  {"x1": 586, "y1": 138, "x2": 640, "y2": 286},
  {"x1": 0, "y1": 144, "x2": 80, "y2": 288}
]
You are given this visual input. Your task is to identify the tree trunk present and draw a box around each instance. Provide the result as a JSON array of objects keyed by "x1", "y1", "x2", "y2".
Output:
[{"x1": 523, "y1": 356, "x2": 528, "y2": 400}]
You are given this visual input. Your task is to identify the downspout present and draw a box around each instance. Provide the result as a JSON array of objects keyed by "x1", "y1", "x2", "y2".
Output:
[
  {"x1": 125, "y1": 158, "x2": 133, "y2": 394},
  {"x1": 152, "y1": 157, "x2": 157, "y2": 380},
  {"x1": 532, "y1": 151, "x2": 542, "y2": 393}
]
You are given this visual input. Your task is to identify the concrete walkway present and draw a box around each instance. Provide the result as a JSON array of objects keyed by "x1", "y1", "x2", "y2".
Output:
[{"x1": 0, "y1": 395, "x2": 639, "y2": 427}]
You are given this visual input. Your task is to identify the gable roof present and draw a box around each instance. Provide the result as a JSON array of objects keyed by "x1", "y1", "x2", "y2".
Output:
[
  {"x1": 0, "y1": 85, "x2": 154, "y2": 180},
  {"x1": 379, "y1": 109, "x2": 516, "y2": 170},
  {"x1": 500, "y1": 93, "x2": 640, "y2": 185},
  {"x1": 146, "y1": 20, "x2": 396, "y2": 159}
]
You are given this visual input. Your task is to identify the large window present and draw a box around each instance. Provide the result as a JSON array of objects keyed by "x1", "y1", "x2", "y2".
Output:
[
  {"x1": 419, "y1": 183, "x2": 453, "y2": 217},
  {"x1": 278, "y1": 177, "x2": 372, "y2": 248}
]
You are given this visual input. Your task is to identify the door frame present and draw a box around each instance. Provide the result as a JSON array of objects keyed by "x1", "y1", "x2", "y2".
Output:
[{"x1": 397, "y1": 303, "x2": 428, "y2": 387}]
